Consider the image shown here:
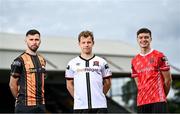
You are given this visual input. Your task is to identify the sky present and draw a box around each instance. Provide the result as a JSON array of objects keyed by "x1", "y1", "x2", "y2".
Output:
[{"x1": 0, "y1": 0, "x2": 180, "y2": 68}]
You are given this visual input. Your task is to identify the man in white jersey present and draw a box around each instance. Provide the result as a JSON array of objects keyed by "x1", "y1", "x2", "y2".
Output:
[{"x1": 65, "y1": 30, "x2": 112, "y2": 113}]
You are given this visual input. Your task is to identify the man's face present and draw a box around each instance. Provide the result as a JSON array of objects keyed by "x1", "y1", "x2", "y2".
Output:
[
  {"x1": 137, "y1": 33, "x2": 152, "y2": 49},
  {"x1": 26, "y1": 34, "x2": 41, "y2": 52},
  {"x1": 79, "y1": 36, "x2": 94, "y2": 54}
]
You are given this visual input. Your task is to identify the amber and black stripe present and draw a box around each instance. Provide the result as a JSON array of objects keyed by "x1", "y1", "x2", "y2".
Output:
[{"x1": 17, "y1": 53, "x2": 45, "y2": 106}]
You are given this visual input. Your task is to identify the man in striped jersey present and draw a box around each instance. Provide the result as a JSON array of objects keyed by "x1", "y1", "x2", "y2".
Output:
[
  {"x1": 65, "y1": 30, "x2": 112, "y2": 113},
  {"x1": 9, "y1": 29, "x2": 46, "y2": 113}
]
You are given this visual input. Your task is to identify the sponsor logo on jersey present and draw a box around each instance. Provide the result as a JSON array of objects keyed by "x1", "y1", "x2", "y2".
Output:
[
  {"x1": 29, "y1": 68, "x2": 46, "y2": 73},
  {"x1": 137, "y1": 67, "x2": 155, "y2": 73},
  {"x1": 77, "y1": 67, "x2": 100, "y2": 74},
  {"x1": 93, "y1": 61, "x2": 99, "y2": 66}
]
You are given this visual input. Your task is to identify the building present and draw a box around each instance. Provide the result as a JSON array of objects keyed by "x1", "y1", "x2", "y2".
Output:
[{"x1": 0, "y1": 32, "x2": 179, "y2": 112}]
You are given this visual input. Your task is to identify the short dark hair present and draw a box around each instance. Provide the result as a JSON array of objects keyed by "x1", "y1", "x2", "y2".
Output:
[
  {"x1": 78, "y1": 30, "x2": 94, "y2": 43},
  {"x1": 26, "y1": 29, "x2": 40, "y2": 37},
  {"x1": 137, "y1": 28, "x2": 151, "y2": 37}
]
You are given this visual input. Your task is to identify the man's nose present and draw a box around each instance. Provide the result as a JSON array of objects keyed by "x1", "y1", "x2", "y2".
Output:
[
  {"x1": 141, "y1": 37, "x2": 146, "y2": 40},
  {"x1": 32, "y1": 40, "x2": 37, "y2": 44}
]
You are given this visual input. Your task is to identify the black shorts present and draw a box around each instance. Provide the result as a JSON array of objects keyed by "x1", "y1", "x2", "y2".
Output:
[
  {"x1": 137, "y1": 102, "x2": 168, "y2": 113},
  {"x1": 74, "y1": 108, "x2": 108, "y2": 113},
  {"x1": 15, "y1": 103, "x2": 46, "y2": 113}
]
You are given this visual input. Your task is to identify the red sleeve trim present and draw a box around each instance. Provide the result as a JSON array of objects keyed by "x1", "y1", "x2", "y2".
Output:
[
  {"x1": 131, "y1": 74, "x2": 138, "y2": 78},
  {"x1": 160, "y1": 67, "x2": 170, "y2": 71}
]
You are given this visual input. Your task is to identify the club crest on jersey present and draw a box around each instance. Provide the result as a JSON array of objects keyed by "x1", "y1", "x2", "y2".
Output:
[
  {"x1": 40, "y1": 60, "x2": 45, "y2": 66},
  {"x1": 149, "y1": 58, "x2": 154, "y2": 63},
  {"x1": 93, "y1": 61, "x2": 99, "y2": 66}
]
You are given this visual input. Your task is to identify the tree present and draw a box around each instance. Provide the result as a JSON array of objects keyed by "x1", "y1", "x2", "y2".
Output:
[
  {"x1": 168, "y1": 80, "x2": 180, "y2": 113},
  {"x1": 121, "y1": 78, "x2": 137, "y2": 112}
]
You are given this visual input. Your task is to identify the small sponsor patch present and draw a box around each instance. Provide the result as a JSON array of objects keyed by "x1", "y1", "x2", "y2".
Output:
[
  {"x1": 12, "y1": 61, "x2": 21, "y2": 66},
  {"x1": 76, "y1": 63, "x2": 80, "y2": 66},
  {"x1": 161, "y1": 56, "x2": 169, "y2": 66},
  {"x1": 105, "y1": 64, "x2": 109, "y2": 69},
  {"x1": 161, "y1": 56, "x2": 168, "y2": 61},
  {"x1": 66, "y1": 65, "x2": 70, "y2": 70}
]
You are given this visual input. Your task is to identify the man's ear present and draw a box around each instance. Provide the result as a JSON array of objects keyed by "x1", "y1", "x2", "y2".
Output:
[
  {"x1": 24, "y1": 37, "x2": 27, "y2": 43},
  {"x1": 39, "y1": 39, "x2": 41, "y2": 45}
]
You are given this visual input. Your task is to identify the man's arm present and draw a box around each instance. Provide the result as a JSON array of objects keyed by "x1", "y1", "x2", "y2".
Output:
[
  {"x1": 66, "y1": 79, "x2": 74, "y2": 97},
  {"x1": 103, "y1": 77, "x2": 112, "y2": 95},
  {"x1": 134, "y1": 77, "x2": 138, "y2": 86},
  {"x1": 162, "y1": 70, "x2": 172, "y2": 96},
  {"x1": 9, "y1": 76, "x2": 19, "y2": 98}
]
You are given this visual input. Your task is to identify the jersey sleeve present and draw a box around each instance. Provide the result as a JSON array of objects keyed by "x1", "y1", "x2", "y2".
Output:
[
  {"x1": 131, "y1": 60, "x2": 138, "y2": 78},
  {"x1": 10, "y1": 58, "x2": 22, "y2": 78},
  {"x1": 159, "y1": 54, "x2": 170, "y2": 71},
  {"x1": 65, "y1": 61, "x2": 74, "y2": 79},
  {"x1": 102, "y1": 60, "x2": 112, "y2": 78}
]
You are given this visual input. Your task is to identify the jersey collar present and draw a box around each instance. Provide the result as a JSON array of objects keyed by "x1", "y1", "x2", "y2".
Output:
[
  {"x1": 79, "y1": 55, "x2": 95, "y2": 61},
  {"x1": 139, "y1": 49, "x2": 154, "y2": 56}
]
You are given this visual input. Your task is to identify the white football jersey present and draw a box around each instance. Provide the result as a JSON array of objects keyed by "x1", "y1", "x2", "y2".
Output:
[{"x1": 65, "y1": 55, "x2": 112, "y2": 109}]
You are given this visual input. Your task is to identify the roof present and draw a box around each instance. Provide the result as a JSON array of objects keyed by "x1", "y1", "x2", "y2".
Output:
[
  {"x1": 0, "y1": 32, "x2": 138, "y2": 56},
  {"x1": 0, "y1": 32, "x2": 180, "y2": 75}
]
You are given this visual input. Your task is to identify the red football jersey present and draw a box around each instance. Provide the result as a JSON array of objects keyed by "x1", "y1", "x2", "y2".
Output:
[{"x1": 131, "y1": 49, "x2": 170, "y2": 106}]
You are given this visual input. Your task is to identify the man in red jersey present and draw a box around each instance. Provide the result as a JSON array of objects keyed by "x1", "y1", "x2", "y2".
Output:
[{"x1": 131, "y1": 28, "x2": 172, "y2": 113}]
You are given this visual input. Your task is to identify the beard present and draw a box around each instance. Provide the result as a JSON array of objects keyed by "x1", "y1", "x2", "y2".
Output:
[{"x1": 28, "y1": 45, "x2": 39, "y2": 52}]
